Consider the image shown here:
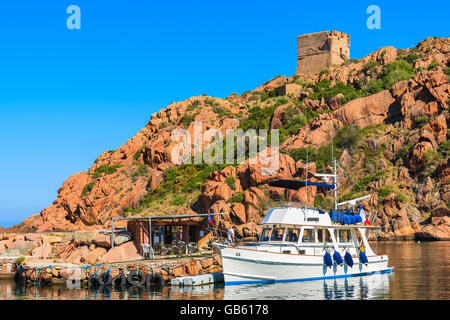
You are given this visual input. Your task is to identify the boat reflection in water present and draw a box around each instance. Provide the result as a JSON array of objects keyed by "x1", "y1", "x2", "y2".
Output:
[{"x1": 223, "y1": 272, "x2": 392, "y2": 300}]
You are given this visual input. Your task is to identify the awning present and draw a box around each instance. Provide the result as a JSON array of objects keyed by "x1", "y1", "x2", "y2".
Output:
[{"x1": 268, "y1": 179, "x2": 335, "y2": 190}]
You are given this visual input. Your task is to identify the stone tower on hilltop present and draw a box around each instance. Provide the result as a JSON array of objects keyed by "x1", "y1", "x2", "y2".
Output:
[{"x1": 296, "y1": 30, "x2": 350, "y2": 75}]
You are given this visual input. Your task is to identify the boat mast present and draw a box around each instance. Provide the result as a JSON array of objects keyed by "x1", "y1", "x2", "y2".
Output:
[
  {"x1": 333, "y1": 158, "x2": 338, "y2": 210},
  {"x1": 305, "y1": 142, "x2": 308, "y2": 209}
]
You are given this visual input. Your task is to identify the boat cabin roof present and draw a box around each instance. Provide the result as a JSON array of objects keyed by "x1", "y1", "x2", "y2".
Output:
[{"x1": 261, "y1": 206, "x2": 378, "y2": 229}]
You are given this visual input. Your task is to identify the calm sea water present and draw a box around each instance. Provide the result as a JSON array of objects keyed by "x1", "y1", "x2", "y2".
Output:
[{"x1": 0, "y1": 241, "x2": 448, "y2": 300}]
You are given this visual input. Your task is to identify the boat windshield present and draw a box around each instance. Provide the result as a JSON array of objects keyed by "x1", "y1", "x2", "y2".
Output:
[
  {"x1": 260, "y1": 228, "x2": 272, "y2": 242},
  {"x1": 270, "y1": 228, "x2": 285, "y2": 241}
]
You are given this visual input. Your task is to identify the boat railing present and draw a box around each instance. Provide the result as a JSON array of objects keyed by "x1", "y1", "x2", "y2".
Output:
[
  {"x1": 243, "y1": 242, "x2": 337, "y2": 255},
  {"x1": 269, "y1": 202, "x2": 325, "y2": 213}
]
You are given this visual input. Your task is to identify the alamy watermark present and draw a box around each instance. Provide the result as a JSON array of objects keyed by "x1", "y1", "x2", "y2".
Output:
[
  {"x1": 366, "y1": 5, "x2": 381, "y2": 30},
  {"x1": 66, "y1": 5, "x2": 81, "y2": 30}
]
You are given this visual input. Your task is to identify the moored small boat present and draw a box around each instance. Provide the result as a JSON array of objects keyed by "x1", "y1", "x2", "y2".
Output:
[{"x1": 213, "y1": 159, "x2": 392, "y2": 285}]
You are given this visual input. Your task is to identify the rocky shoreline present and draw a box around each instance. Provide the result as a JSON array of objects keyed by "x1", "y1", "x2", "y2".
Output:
[
  {"x1": 0, "y1": 230, "x2": 222, "y2": 286},
  {"x1": 4, "y1": 255, "x2": 221, "y2": 286}
]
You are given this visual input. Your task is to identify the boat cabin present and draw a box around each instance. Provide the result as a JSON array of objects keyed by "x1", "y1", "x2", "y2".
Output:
[{"x1": 247, "y1": 206, "x2": 375, "y2": 256}]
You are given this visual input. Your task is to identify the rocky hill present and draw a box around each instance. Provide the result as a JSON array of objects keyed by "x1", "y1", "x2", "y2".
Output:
[{"x1": 9, "y1": 37, "x2": 450, "y2": 240}]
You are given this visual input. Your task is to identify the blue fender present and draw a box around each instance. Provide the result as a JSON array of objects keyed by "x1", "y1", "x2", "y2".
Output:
[
  {"x1": 333, "y1": 251, "x2": 343, "y2": 265},
  {"x1": 343, "y1": 215, "x2": 351, "y2": 225},
  {"x1": 324, "y1": 252, "x2": 333, "y2": 267},
  {"x1": 344, "y1": 251, "x2": 354, "y2": 267},
  {"x1": 359, "y1": 250, "x2": 368, "y2": 264}
]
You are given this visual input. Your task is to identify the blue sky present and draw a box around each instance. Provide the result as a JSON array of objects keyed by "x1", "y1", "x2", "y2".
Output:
[{"x1": 0, "y1": 0, "x2": 448, "y2": 225}]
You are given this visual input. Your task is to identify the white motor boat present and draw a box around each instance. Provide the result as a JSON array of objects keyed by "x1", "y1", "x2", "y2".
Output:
[{"x1": 214, "y1": 159, "x2": 393, "y2": 286}]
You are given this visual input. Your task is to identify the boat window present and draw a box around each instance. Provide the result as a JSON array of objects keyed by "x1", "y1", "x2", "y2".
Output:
[
  {"x1": 338, "y1": 229, "x2": 352, "y2": 243},
  {"x1": 317, "y1": 229, "x2": 323, "y2": 242},
  {"x1": 317, "y1": 229, "x2": 332, "y2": 243},
  {"x1": 356, "y1": 229, "x2": 363, "y2": 243},
  {"x1": 301, "y1": 228, "x2": 315, "y2": 243},
  {"x1": 260, "y1": 228, "x2": 272, "y2": 242},
  {"x1": 285, "y1": 228, "x2": 300, "y2": 243},
  {"x1": 270, "y1": 228, "x2": 285, "y2": 241},
  {"x1": 325, "y1": 229, "x2": 333, "y2": 243}
]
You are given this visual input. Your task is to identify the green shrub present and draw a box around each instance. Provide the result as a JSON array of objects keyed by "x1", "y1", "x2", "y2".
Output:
[
  {"x1": 286, "y1": 148, "x2": 308, "y2": 162},
  {"x1": 170, "y1": 195, "x2": 186, "y2": 206},
  {"x1": 395, "y1": 193, "x2": 406, "y2": 203},
  {"x1": 164, "y1": 167, "x2": 179, "y2": 182},
  {"x1": 444, "y1": 67, "x2": 450, "y2": 78},
  {"x1": 181, "y1": 114, "x2": 195, "y2": 127},
  {"x1": 403, "y1": 53, "x2": 422, "y2": 64},
  {"x1": 308, "y1": 79, "x2": 369, "y2": 104},
  {"x1": 334, "y1": 125, "x2": 363, "y2": 151},
  {"x1": 229, "y1": 192, "x2": 244, "y2": 204},
  {"x1": 319, "y1": 68, "x2": 329, "y2": 76},
  {"x1": 15, "y1": 257, "x2": 25, "y2": 265},
  {"x1": 82, "y1": 182, "x2": 95, "y2": 196},
  {"x1": 352, "y1": 171, "x2": 386, "y2": 192},
  {"x1": 423, "y1": 149, "x2": 438, "y2": 165},
  {"x1": 186, "y1": 100, "x2": 201, "y2": 111},
  {"x1": 279, "y1": 107, "x2": 308, "y2": 142},
  {"x1": 260, "y1": 89, "x2": 277, "y2": 101},
  {"x1": 427, "y1": 59, "x2": 439, "y2": 70},
  {"x1": 294, "y1": 79, "x2": 311, "y2": 87},
  {"x1": 362, "y1": 60, "x2": 381, "y2": 74},
  {"x1": 275, "y1": 97, "x2": 289, "y2": 105},
  {"x1": 239, "y1": 105, "x2": 277, "y2": 131},
  {"x1": 377, "y1": 187, "x2": 393, "y2": 198},
  {"x1": 365, "y1": 59, "x2": 415, "y2": 94},
  {"x1": 396, "y1": 142, "x2": 413, "y2": 162},
  {"x1": 212, "y1": 105, "x2": 233, "y2": 118},
  {"x1": 415, "y1": 116, "x2": 429, "y2": 128},
  {"x1": 226, "y1": 176, "x2": 236, "y2": 190},
  {"x1": 437, "y1": 140, "x2": 450, "y2": 156},
  {"x1": 133, "y1": 149, "x2": 143, "y2": 160},
  {"x1": 286, "y1": 144, "x2": 334, "y2": 171},
  {"x1": 132, "y1": 163, "x2": 148, "y2": 180},
  {"x1": 92, "y1": 165, "x2": 123, "y2": 179}
]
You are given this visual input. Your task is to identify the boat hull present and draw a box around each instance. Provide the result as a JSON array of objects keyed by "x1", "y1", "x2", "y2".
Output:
[{"x1": 219, "y1": 246, "x2": 392, "y2": 285}]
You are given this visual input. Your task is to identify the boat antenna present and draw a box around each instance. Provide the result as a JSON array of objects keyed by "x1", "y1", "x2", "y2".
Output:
[{"x1": 333, "y1": 158, "x2": 338, "y2": 210}]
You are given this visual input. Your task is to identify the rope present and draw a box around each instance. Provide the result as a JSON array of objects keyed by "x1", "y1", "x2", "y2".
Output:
[
  {"x1": 35, "y1": 267, "x2": 44, "y2": 284},
  {"x1": 106, "y1": 266, "x2": 111, "y2": 275}
]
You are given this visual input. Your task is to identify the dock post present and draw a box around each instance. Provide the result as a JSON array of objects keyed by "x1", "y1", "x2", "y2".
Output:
[
  {"x1": 148, "y1": 217, "x2": 152, "y2": 259},
  {"x1": 111, "y1": 219, "x2": 115, "y2": 248}
]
